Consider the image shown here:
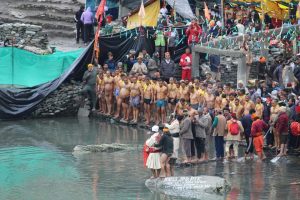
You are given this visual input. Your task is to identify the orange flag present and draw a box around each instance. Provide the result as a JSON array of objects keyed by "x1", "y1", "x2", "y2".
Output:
[
  {"x1": 94, "y1": 0, "x2": 107, "y2": 60},
  {"x1": 95, "y1": 0, "x2": 106, "y2": 21},
  {"x1": 138, "y1": 0, "x2": 146, "y2": 26},
  {"x1": 204, "y1": 2, "x2": 210, "y2": 21}
]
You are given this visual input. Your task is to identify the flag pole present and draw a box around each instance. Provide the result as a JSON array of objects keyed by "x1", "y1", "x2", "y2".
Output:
[{"x1": 220, "y1": 0, "x2": 224, "y2": 28}]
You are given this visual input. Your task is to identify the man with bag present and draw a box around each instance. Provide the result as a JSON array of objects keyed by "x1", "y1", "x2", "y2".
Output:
[{"x1": 225, "y1": 113, "x2": 244, "y2": 160}]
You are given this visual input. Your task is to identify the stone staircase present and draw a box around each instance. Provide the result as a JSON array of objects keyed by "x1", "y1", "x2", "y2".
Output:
[{"x1": 0, "y1": 0, "x2": 84, "y2": 39}]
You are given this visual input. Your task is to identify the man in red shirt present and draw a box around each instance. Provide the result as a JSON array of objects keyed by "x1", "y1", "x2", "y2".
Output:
[
  {"x1": 179, "y1": 48, "x2": 192, "y2": 81},
  {"x1": 276, "y1": 106, "x2": 289, "y2": 157},
  {"x1": 185, "y1": 19, "x2": 202, "y2": 46},
  {"x1": 251, "y1": 114, "x2": 268, "y2": 160}
]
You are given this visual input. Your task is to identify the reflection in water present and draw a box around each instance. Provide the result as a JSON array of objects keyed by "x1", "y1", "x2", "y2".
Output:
[{"x1": 0, "y1": 118, "x2": 300, "y2": 199}]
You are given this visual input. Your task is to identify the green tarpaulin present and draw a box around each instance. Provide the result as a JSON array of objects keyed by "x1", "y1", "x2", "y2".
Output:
[{"x1": 0, "y1": 47, "x2": 84, "y2": 87}]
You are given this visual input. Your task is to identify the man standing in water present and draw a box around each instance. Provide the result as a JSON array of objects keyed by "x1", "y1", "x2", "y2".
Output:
[
  {"x1": 81, "y1": 64, "x2": 97, "y2": 110},
  {"x1": 145, "y1": 125, "x2": 162, "y2": 178},
  {"x1": 251, "y1": 114, "x2": 267, "y2": 160},
  {"x1": 154, "y1": 79, "x2": 168, "y2": 125},
  {"x1": 129, "y1": 76, "x2": 143, "y2": 124},
  {"x1": 103, "y1": 71, "x2": 114, "y2": 116},
  {"x1": 119, "y1": 75, "x2": 131, "y2": 123},
  {"x1": 179, "y1": 110, "x2": 193, "y2": 163},
  {"x1": 143, "y1": 77, "x2": 154, "y2": 126},
  {"x1": 155, "y1": 127, "x2": 174, "y2": 177}
]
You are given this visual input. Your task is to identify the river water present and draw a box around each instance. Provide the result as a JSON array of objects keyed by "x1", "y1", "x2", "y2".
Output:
[{"x1": 0, "y1": 117, "x2": 300, "y2": 200}]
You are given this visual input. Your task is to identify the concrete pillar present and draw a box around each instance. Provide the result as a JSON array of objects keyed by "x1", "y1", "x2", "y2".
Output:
[
  {"x1": 237, "y1": 56, "x2": 247, "y2": 86},
  {"x1": 192, "y1": 47, "x2": 200, "y2": 78}
]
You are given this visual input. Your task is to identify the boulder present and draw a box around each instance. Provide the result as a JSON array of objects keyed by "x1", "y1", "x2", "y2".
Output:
[
  {"x1": 73, "y1": 143, "x2": 142, "y2": 153},
  {"x1": 145, "y1": 176, "x2": 231, "y2": 199}
]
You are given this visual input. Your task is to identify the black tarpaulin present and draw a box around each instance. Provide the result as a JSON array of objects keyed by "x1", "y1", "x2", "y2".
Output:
[{"x1": 99, "y1": 26, "x2": 188, "y2": 64}]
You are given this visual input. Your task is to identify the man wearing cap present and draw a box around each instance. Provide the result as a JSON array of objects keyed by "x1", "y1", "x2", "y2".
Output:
[
  {"x1": 179, "y1": 110, "x2": 193, "y2": 163},
  {"x1": 81, "y1": 64, "x2": 97, "y2": 110},
  {"x1": 131, "y1": 56, "x2": 148, "y2": 75},
  {"x1": 145, "y1": 125, "x2": 162, "y2": 178}
]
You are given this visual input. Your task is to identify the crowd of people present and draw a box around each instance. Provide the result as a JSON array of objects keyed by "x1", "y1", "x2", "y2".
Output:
[
  {"x1": 141, "y1": 79, "x2": 300, "y2": 178},
  {"x1": 78, "y1": 2, "x2": 300, "y2": 178},
  {"x1": 82, "y1": 50, "x2": 300, "y2": 177}
]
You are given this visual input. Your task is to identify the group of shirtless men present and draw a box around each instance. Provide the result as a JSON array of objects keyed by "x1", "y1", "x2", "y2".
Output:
[{"x1": 95, "y1": 66, "x2": 262, "y2": 125}]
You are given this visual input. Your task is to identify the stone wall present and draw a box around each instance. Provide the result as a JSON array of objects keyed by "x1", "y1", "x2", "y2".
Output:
[
  {"x1": 0, "y1": 23, "x2": 51, "y2": 54},
  {"x1": 31, "y1": 81, "x2": 82, "y2": 118}
]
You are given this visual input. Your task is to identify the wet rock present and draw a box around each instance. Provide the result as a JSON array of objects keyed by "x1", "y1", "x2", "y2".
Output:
[
  {"x1": 73, "y1": 143, "x2": 142, "y2": 153},
  {"x1": 145, "y1": 176, "x2": 231, "y2": 199},
  {"x1": 31, "y1": 81, "x2": 82, "y2": 118}
]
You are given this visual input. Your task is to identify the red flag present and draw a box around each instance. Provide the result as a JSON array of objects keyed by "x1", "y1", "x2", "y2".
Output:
[
  {"x1": 96, "y1": 0, "x2": 106, "y2": 21},
  {"x1": 204, "y1": 2, "x2": 210, "y2": 21}
]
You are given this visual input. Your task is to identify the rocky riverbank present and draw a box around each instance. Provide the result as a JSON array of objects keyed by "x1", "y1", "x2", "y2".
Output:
[{"x1": 31, "y1": 81, "x2": 82, "y2": 118}]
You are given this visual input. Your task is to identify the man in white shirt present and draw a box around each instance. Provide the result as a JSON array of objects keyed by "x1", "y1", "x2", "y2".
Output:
[
  {"x1": 131, "y1": 56, "x2": 148, "y2": 75},
  {"x1": 164, "y1": 114, "x2": 180, "y2": 176}
]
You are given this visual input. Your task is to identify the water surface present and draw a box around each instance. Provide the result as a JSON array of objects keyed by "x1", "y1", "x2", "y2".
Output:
[{"x1": 0, "y1": 117, "x2": 300, "y2": 200}]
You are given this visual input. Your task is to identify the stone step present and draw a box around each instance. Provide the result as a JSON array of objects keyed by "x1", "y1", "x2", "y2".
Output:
[
  {"x1": 0, "y1": 15, "x2": 75, "y2": 32},
  {"x1": 14, "y1": 0, "x2": 83, "y2": 11}
]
